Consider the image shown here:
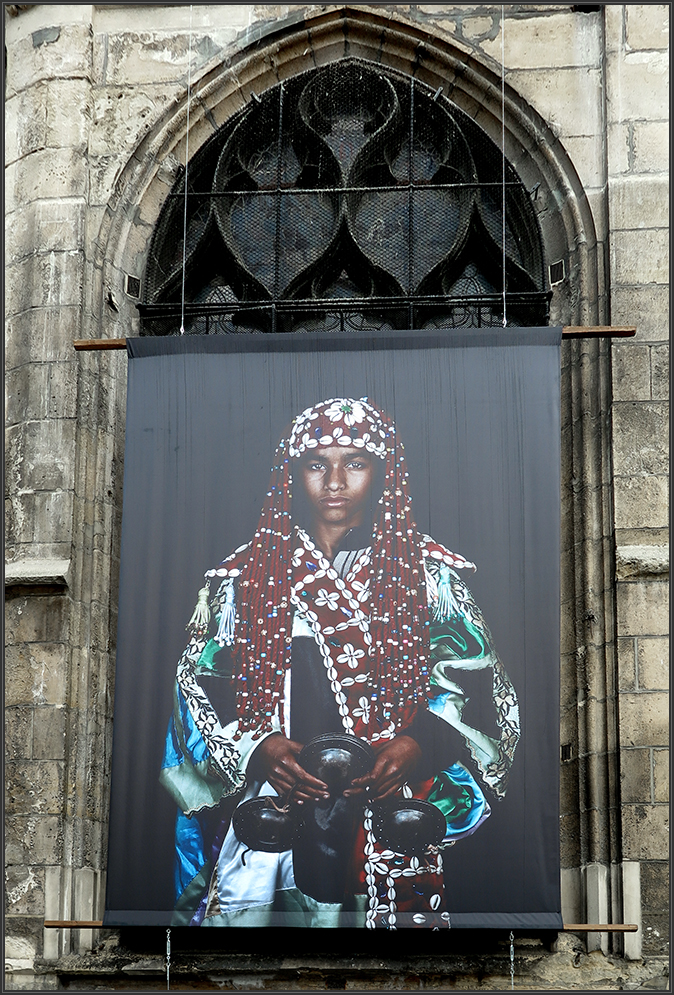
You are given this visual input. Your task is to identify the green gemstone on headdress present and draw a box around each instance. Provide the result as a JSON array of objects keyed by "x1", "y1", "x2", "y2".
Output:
[{"x1": 340, "y1": 403, "x2": 352, "y2": 414}]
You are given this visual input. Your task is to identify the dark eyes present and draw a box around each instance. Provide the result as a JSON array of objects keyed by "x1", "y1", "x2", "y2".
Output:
[{"x1": 305, "y1": 460, "x2": 368, "y2": 471}]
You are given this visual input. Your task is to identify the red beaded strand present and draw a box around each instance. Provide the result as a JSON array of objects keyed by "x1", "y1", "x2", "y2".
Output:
[{"x1": 228, "y1": 402, "x2": 431, "y2": 738}]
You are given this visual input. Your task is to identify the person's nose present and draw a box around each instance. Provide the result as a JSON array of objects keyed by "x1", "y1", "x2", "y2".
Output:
[{"x1": 325, "y1": 463, "x2": 346, "y2": 491}]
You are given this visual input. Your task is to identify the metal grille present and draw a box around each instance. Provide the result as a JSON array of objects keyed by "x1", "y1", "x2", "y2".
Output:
[{"x1": 141, "y1": 61, "x2": 549, "y2": 335}]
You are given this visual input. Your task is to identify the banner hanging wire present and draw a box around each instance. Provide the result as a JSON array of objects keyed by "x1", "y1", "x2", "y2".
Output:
[
  {"x1": 166, "y1": 927, "x2": 171, "y2": 990},
  {"x1": 501, "y1": 4, "x2": 507, "y2": 328},
  {"x1": 180, "y1": 5, "x2": 194, "y2": 336}
]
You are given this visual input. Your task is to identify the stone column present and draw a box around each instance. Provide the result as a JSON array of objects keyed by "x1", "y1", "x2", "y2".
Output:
[{"x1": 5, "y1": 4, "x2": 95, "y2": 976}]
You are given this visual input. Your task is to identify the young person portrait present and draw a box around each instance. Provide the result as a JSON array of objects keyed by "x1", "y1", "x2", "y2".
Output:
[{"x1": 159, "y1": 396, "x2": 520, "y2": 929}]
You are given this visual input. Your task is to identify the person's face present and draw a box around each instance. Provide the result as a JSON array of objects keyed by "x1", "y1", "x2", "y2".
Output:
[{"x1": 298, "y1": 446, "x2": 376, "y2": 529}]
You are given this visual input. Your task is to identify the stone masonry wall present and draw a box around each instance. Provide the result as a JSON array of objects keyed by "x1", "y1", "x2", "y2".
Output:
[
  {"x1": 4, "y1": 4, "x2": 669, "y2": 990},
  {"x1": 605, "y1": 3, "x2": 669, "y2": 962}
]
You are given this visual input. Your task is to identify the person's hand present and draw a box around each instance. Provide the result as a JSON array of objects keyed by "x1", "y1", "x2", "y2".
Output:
[
  {"x1": 344, "y1": 735, "x2": 422, "y2": 800},
  {"x1": 250, "y1": 733, "x2": 330, "y2": 805}
]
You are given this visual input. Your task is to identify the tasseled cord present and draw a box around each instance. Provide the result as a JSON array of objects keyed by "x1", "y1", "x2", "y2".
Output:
[
  {"x1": 187, "y1": 581, "x2": 211, "y2": 634},
  {"x1": 214, "y1": 582, "x2": 236, "y2": 647},
  {"x1": 433, "y1": 564, "x2": 459, "y2": 622}
]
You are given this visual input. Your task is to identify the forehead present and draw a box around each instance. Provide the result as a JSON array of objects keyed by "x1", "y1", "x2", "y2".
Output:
[{"x1": 299, "y1": 445, "x2": 373, "y2": 462}]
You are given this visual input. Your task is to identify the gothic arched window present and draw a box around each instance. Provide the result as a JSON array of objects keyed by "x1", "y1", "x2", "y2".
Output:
[{"x1": 142, "y1": 61, "x2": 548, "y2": 335}]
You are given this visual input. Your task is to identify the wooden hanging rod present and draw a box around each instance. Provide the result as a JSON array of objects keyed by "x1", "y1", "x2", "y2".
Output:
[
  {"x1": 43, "y1": 919, "x2": 638, "y2": 931},
  {"x1": 562, "y1": 924, "x2": 638, "y2": 932},
  {"x1": 72, "y1": 327, "x2": 636, "y2": 351}
]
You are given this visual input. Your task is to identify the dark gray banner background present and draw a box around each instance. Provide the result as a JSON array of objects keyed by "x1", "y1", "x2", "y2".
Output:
[{"x1": 106, "y1": 329, "x2": 561, "y2": 928}]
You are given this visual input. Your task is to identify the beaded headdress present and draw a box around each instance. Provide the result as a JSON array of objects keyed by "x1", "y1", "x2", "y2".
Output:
[{"x1": 228, "y1": 398, "x2": 430, "y2": 737}]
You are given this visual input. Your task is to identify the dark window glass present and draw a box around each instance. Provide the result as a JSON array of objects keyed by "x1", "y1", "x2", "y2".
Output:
[{"x1": 142, "y1": 61, "x2": 549, "y2": 335}]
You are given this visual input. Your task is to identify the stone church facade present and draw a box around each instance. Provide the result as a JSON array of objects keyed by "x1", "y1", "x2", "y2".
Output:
[{"x1": 4, "y1": 4, "x2": 668, "y2": 990}]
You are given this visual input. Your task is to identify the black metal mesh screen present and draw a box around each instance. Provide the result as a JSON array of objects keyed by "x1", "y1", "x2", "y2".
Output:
[{"x1": 141, "y1": 61, "x2": 549, "y2": 335}]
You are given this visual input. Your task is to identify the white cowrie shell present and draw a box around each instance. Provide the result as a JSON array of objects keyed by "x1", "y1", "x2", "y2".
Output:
[
  {"x1": 430, "y1": 894, "x2": 441, "y2": 911},
  {"x1": 413, "y1": 914, "x2": 426, "y2": 924}
]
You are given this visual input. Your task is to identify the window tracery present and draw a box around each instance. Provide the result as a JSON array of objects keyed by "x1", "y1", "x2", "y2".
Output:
[{"x1": 142, "y1": 61, "x2": 548, "y2": 335}]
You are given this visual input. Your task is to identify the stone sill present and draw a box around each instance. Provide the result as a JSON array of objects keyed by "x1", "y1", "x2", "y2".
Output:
[
  {"x1": 4, "y1": 558, "x2": 70, "y2": 589},
  {"x1": 615, "y1": 545, "x2": 669, "y2": 581}
]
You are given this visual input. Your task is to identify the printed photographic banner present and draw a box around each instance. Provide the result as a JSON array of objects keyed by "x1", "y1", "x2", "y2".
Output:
[{"x1": 105, "y1": 329, "x2": 562, "y2": 929}]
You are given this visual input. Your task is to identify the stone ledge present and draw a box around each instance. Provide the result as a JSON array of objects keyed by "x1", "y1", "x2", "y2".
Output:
[
  {"x1": 616, "y1": 545, "x2": 669, "y2": 581},
  {"x1": 5, "y1": 558, "x2": 70, "y2": 589}
]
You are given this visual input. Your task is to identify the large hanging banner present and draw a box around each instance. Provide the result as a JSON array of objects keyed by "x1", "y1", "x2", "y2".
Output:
[{"x1": 105, "y1": 329, "x2": 562, "y2": 930}]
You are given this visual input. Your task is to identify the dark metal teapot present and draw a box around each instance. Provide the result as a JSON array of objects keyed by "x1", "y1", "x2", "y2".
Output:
[
  {"x1": 298, "y1": 732, "x2": 376, "y2": 795},
  {"x1": 231, "y1": 795, "x2": 298, "y2": 853},
  {"x1": 371, "y1": 797, "x2": 446, "y2": 856},
  {"x1": 231, "y1": 733, "x2": 376, "y2": 853}
]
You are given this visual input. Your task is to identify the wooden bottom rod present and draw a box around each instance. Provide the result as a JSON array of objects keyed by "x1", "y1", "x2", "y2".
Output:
[
  {"x1": 43, "y1": 920, "x2": 638, "y2": 931},
  {"x1": 562, "y1": 924, "x2": 638, "y2": 932},
  {"x1": 72, "y1": 327, "x2": 637, "y2": 351}
]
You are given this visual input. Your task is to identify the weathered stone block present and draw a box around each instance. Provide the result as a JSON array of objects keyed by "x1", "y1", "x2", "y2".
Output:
[
  {"x1": 613, "y1": 474, "x2": 668, "y2": 531},
  {"x1": 4, "y1": 84, "x2": 48, "y2": 165},
  {"x1": 4, "y1": 593, "x2": 70, "y2": 646},
  {"x1": 618, "y1": 691, "x2": 668, "y2": 747},
  {"x1": 632, "y1": 120, "x2": 669, "y2": 174},
  {"x1": 460, "y1": 15, "x2": 494, "y2": 43},
  {"x1": 611, "y1": 342, "x2": 651, "y2": 401},
  {"x1": 607, "y1": 50, "x2": 669, "y2": 122},
  {"x1": 626, "y1": 5, "x2": 669, "y2": 52},
  {"x1": 5, "y1": 251, "x2": 85, "y2": 315},
  {"x1": 46, "y1": 363, "x2": 78, "y2": 421},
  {"x1": 5, "y1": 707, "x2": 34, "y2": 761},
  {"x1": 562, "y1": 135, "x2": 604, "y2": 194},
  {"x1": 612, "y1": 402, "x2": 668, "y2": 476},
  {"x1": 6, "y1": 199, "x2": 86, "y2": 265},
  {"x1": 32, "y1": 706, "x2": 67, "y2": 761},
  {"x1": 90, "y1": 83, "x2": 184, "y2": 158},
  {"x1": 622, "y1": 804, "x2": 669, "y2": 861},
  {"x1": 617, "y1": 636, "x2": 637, "y2": 691},
  {"x1": 5, "y1": 24, "x2": 93, "y2": 95},
  {"x1": 608, "y1": 175, "x2": 669, "y2": 231},
  {"x1": 481, "y1": 11, "x2": 599, "y2": 69},
  {"x1": 5, "y1": 761, "x2": 64, "y2": 816},
  {"x1": 617, "y1": 579, "x2": 669, "y2": 638},
  {"x1": 506, "y1": 68, "x2": 602, "y2": 138},
  {"x1": 5, "y1": 307, "x2": 82, "y2": 367},
  {"x1": 86, "y1": 152, "x2": 126, "y2": 208},
  {"x1": 641, "y1": 859, "x2": 669, "y2": 913},
  {"x1": 5, "y1": 815, "x2": 63, "y2": 866},
  {"x1": 650, "y1": 344, "x2": 669, "y2": 400},
  {"x1": 15, "y1": 146, "x2": 88, "y2": 202},
  {"x1": 7, "y1": 419, "x2": 76, "y2": 492},
  {"x1": 5, "y1": 160, "x2": 18, "y2": 215},
  {"x1": 4, "y1": 865, "x2": 45, "y2": 916},
  {"x1": 607, "y1": 122, "x2": 630, "y2": 175},
  {"x1": 652, "y1": 749, "x2": 668, "y2": 803},
  {"x1": 45, "y1": 78, "x2": 91, "y2": 150},
  {"x1": 5, "y1": 365, "x2": 51, "y2": 426},
  {"x1": 619, "y1": 747, "x2": 651, "y2": 803},
  {"x1": 611, "y1": 283, "x2": 669, "y2": 342},
  {"x1": 4, "y1": 643, "x2": 68, "y2": 708},
  {"x1": 642, "y1": 914, "x2": 670, "y2": 955},
  {"x1": 638, "y1": 636, "x2": 669, "y2": 690},
  {"x1": 101, "y1": 30, "x2": 224, "y2": 87},
  {"x1": 611, "y1": 229, "x2": 669, "y2": 286}
]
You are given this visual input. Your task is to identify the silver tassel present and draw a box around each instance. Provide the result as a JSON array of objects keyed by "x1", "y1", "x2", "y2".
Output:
[
  {"x1": 434, "y1": 564, "x2": 459, "y2": 622},
  {"x1": 187, "y1": 582, "x2": 211, "y2": 633},
  {"x1": 214, "y1": 581, "x2": 236, "y2": 647}
]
